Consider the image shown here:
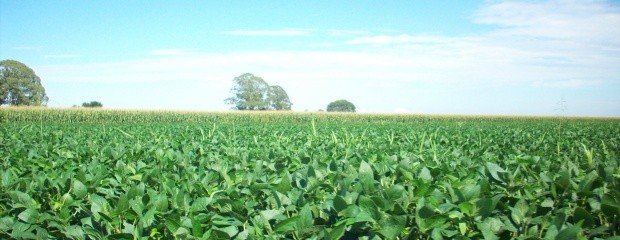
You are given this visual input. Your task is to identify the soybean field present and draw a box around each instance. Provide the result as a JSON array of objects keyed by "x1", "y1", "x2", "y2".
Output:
[{"x1": 1, "y1": 108, "x2": 619, "y2": 239}]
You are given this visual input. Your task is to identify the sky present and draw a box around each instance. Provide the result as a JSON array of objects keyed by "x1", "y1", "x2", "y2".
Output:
[{"x1": 1, "y1": 0, "x2": 619, "y2": 116}]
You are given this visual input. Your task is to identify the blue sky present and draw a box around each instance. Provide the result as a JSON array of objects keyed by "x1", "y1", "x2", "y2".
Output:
[{"x1": 1, "y1": 0, "x2": 619, "y2": 116}]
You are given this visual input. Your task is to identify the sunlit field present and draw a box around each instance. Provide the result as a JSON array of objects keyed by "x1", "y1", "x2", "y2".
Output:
[{"x1": 1, "y1": 108, "x2": 619, "y2": 239}]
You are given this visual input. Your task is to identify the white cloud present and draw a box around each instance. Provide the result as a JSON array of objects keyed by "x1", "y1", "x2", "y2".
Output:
[
  {"x1": 473, "y1": 0, "x2": 620, "y2": 43},
  {"x1": 44, "y1": 54, "x2": 81, "y2": 59},
  {"x1": 531, "y1": 79, "x2": 604, "y2": 88},
  {"x1": 12, "y1": 45, "x2": 44, "y2": 51},
  {"x1": 221, "y1": 29, "x2": 311, "y2": 37},
  {"x1": 347, "y1": 34, "x2": 455, "y2": 45},
  {"x1": 149, "y1": 49, "x2": 197, "y2": 56}
]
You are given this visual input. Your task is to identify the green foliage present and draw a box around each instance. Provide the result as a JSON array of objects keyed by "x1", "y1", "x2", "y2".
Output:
[
  {"x1": 1, "y1": 109, "x2": 619, "y2": 239},
  {"x1": 0, "y1": 59, "x2": 48, "y2": 106},
  {"x1": 82, "y1": 101, "x2": 103, "y2": 108},
  {"x1": 267, "y1": 85, "x2": 292, "y2": 110},
  {"x1": 225, "y1": 73, "x2": 292, "y2": 111},
  {"x1": 327, "y1": 99, "x2": 356, "y2": 112}
]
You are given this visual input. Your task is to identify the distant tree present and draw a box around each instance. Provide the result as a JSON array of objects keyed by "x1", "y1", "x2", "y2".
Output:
[
  {"x1": 267, "y1": 85, "x2": 292, "y2": 110},
  {"x1": 82, "y1": 101, "x2": 103, "y2": 108},
  {"x1": 225, "y1": 73, "x2": 292, "y2": 110},
  {"x1": 0, "y1": 59, "x2": 48, "y2": 106},
  {"x1": 327, "y1": 99, "x2": 356, "y2": 112}
]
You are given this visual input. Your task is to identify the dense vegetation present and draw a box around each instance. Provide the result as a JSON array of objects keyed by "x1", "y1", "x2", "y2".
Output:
[
  {"x1": 0, "y1": 60, "x2": 48, "y2": 106},
  {"x1": 327, "y1": 100, "x2": 356, "y2": 113},
  {"x1": 1, "y1": 108, "x2": 619, "y2": 239},
  {"x1": 81, "y1": 101, "x2": 103, "y2": 108}
]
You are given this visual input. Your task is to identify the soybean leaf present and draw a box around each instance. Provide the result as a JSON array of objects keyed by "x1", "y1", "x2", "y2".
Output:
[
  {"x1": 333, "y1": 195, "x2": 348, "y2": 212},
  {"x1": 555, "y1": 226, "x2": 581, "y2": 240},
  {"x1": 359, "y1": 160, "x2": 375, "y2": 193},
  {"x1": 486, "y1": 162, "x2": 506, "y2": 182},
  {"x1": 274, "y1": 216, "x2": 299, "y2": 233},
  {"x1": 72, "y1": 180, "x2": 88, "y2": 199},
  {"x1": 379, "y1": 215, "x2": 406, "y2": 239},
  {"x1": 17, "y1": 208, "x2": 39, "y2": 224}
]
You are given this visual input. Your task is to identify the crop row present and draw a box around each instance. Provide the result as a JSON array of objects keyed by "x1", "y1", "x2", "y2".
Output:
[{"x1": 1, "y1": 110, "x2": 619, "y2": 239}]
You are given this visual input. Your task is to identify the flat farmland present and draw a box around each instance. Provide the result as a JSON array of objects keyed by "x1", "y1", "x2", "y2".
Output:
[{"x1": 1, "y1": 108, "x2": 619, "y2": 239}]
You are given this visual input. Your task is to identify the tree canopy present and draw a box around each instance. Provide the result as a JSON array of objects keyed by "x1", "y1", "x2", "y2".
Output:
[
  {"x1": 82, "y1": 101, "x2": 103, "y2": 108},
  {"x1": 0, "y1": 59, "x2": 48, "y2": 106},
  {"x1": 267, "y1": 85, "x2": 292, "y2": 110},
  {"x1": 225, "y1": 73, "x2": 292, "y2": 110},
  {"x1": 327, "y1": 99, "x2": 356, "y2": 112}
]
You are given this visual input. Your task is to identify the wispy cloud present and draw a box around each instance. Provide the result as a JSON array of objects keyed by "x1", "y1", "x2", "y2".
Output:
[
  {"x1": 13, "y1": 45, "x2": 44, "y2": 51},
  {"x1": 531, "y1": 79, "x2": 605, "y2": 88},
  {"x1": 44, "y1": 54, "x2": 81, "y2": 59},
  {"x1": 473, "y1": 0, "x2": 620, "y2": 43},
  {"x1": 347, "y1": 34, "x2": 455, "y2": 45},
  {"x1": 221, "y1": 29, "x2": 311, "y2": 37},
  {"x1": 149, "y1": 49, "x2": 197, "y2": 56}
]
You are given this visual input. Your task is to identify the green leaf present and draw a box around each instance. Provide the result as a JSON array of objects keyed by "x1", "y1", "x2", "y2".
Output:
[
  {"x1": 476, "y1": 217, "x2": 503, "y2": 240},
  {"x1": 573, "y1": 207, "x2": 594, "y2": 228},
  {"x1": 329, "y1": 223, "x2": 346, "y2": 240},
  {"x1": 259, "y1": 209, "x2": 282, "y2": 222},
  {"x1": 17, "y1": 208, "x2": 39, "y2": 224},
  {"x1": 212, "y1": 215, "x2": 243, "y2": 226},
  {"x1": 359, "y1": 160, "x2": 375, "y2": 192},
  {"x1": 72, "y1": 180, "x2": 88, "y2": 199},
  {"x1": 555, "y1": 226, "x2": 581, "y2": 240},
  {"x1": 419, "y1": 167, "x2": 432, "y2": 182},
  {"x1": 418, "y1": 205, "x2": 436, "y2": 219},
  {"x1": 601, "y1": 193, "x2": 620, "y2": 218},
  {"x1": 116, "y1": 194, "x2": 130, "y2": 213},
  {"x1": 297, "y1": 204, "x2": 314, "y2": 230},
  {"x1": 165, "y1": 214, "x2": 181, "y2": 233},
  {"x1": 459, "y1": 222, "x2": 467, "y2": 236},
  {"x1": 379, "y1": 215, "x2": 406, "y2": 239},
  {"x1": 555, "y1": 170, "x2": 570, "y2": 192},
  {"x1": 192, "y1": 215, "x2": 203, "y2": 237},
  {"x1": 174, "y1": 227, "x2": 190, "y2": 238},
  {"x1": 541, "y1": 198, "x2": 554, "y2": 208},
  {"x1": 64, "y1": 225, "x2": 85, "y2": 240},
  {"x1": 10, "y1": 221, "x2": 36, "y2": 239},
  {"x1": 141, "y1": 209, "x2": 156, "y2": 228},
  {"x1": 0, "y1": 216, "x2": 14, "y2": 232},
  {"x1": 128, "y1": 174, "x2": 142, "y2": 182},
  {"x1": 190, "y1": 197, "x2": 211, "y2": 212},
  {"x1": 333, "y1": 195, "x2": 348, "y2": 212},
  {"x1": 385, "y1": 184, "x2": 405, "y2": 200},
  {"x1": 359, "y1": 195, "x2": 381, "y2": 221},
  {"x1": 90, "y1": 194, "x2": 109, "y2": 221},
  {"x1": 275, "y1": 172, "x2": 292, "y2": 194},
  {"x1": 152, "y1": 193, "x2": 169, "y2": 212},
  {"x1": 274, "y1": 216, "x2": 299, "y2": 233},
  {"x1": 329, "y1": 160, "x2": 338, "y2": 172},
  {"x1": 342, "y1": 205, "x2": 361, "y2": 219},
  {"x1": 510, "y1": 199, "x2": 529, "y2": 226},
  {"x1": 217, "y1": 225, "x2": 239, "y2": 238},
  {"x1": 544, "y1": 225, "x2": 559, "y2": 239},
  {"x1": 9, "y1": 191, "x2": 39, "y2": 209},
  {"x1": 486, "y1": 162, "x2": 506, "y2": 182}
]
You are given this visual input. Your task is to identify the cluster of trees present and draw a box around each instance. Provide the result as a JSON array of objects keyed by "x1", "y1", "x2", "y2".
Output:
[
  {"x1": 225, "y1": 73, "x2": 292, "y2": 110},
  {"x1": 82, "y1": 101, "x2": 103, "y2": 108},
  {"x1": 224, "y1": 73, "x2": 356, "y2": 112},
  {"x1": 2, "y1": 60, "x2": 357, "y2": 112},
  {"x1": 327, "y1": 99, "x2": 356, "y2": 112}
]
